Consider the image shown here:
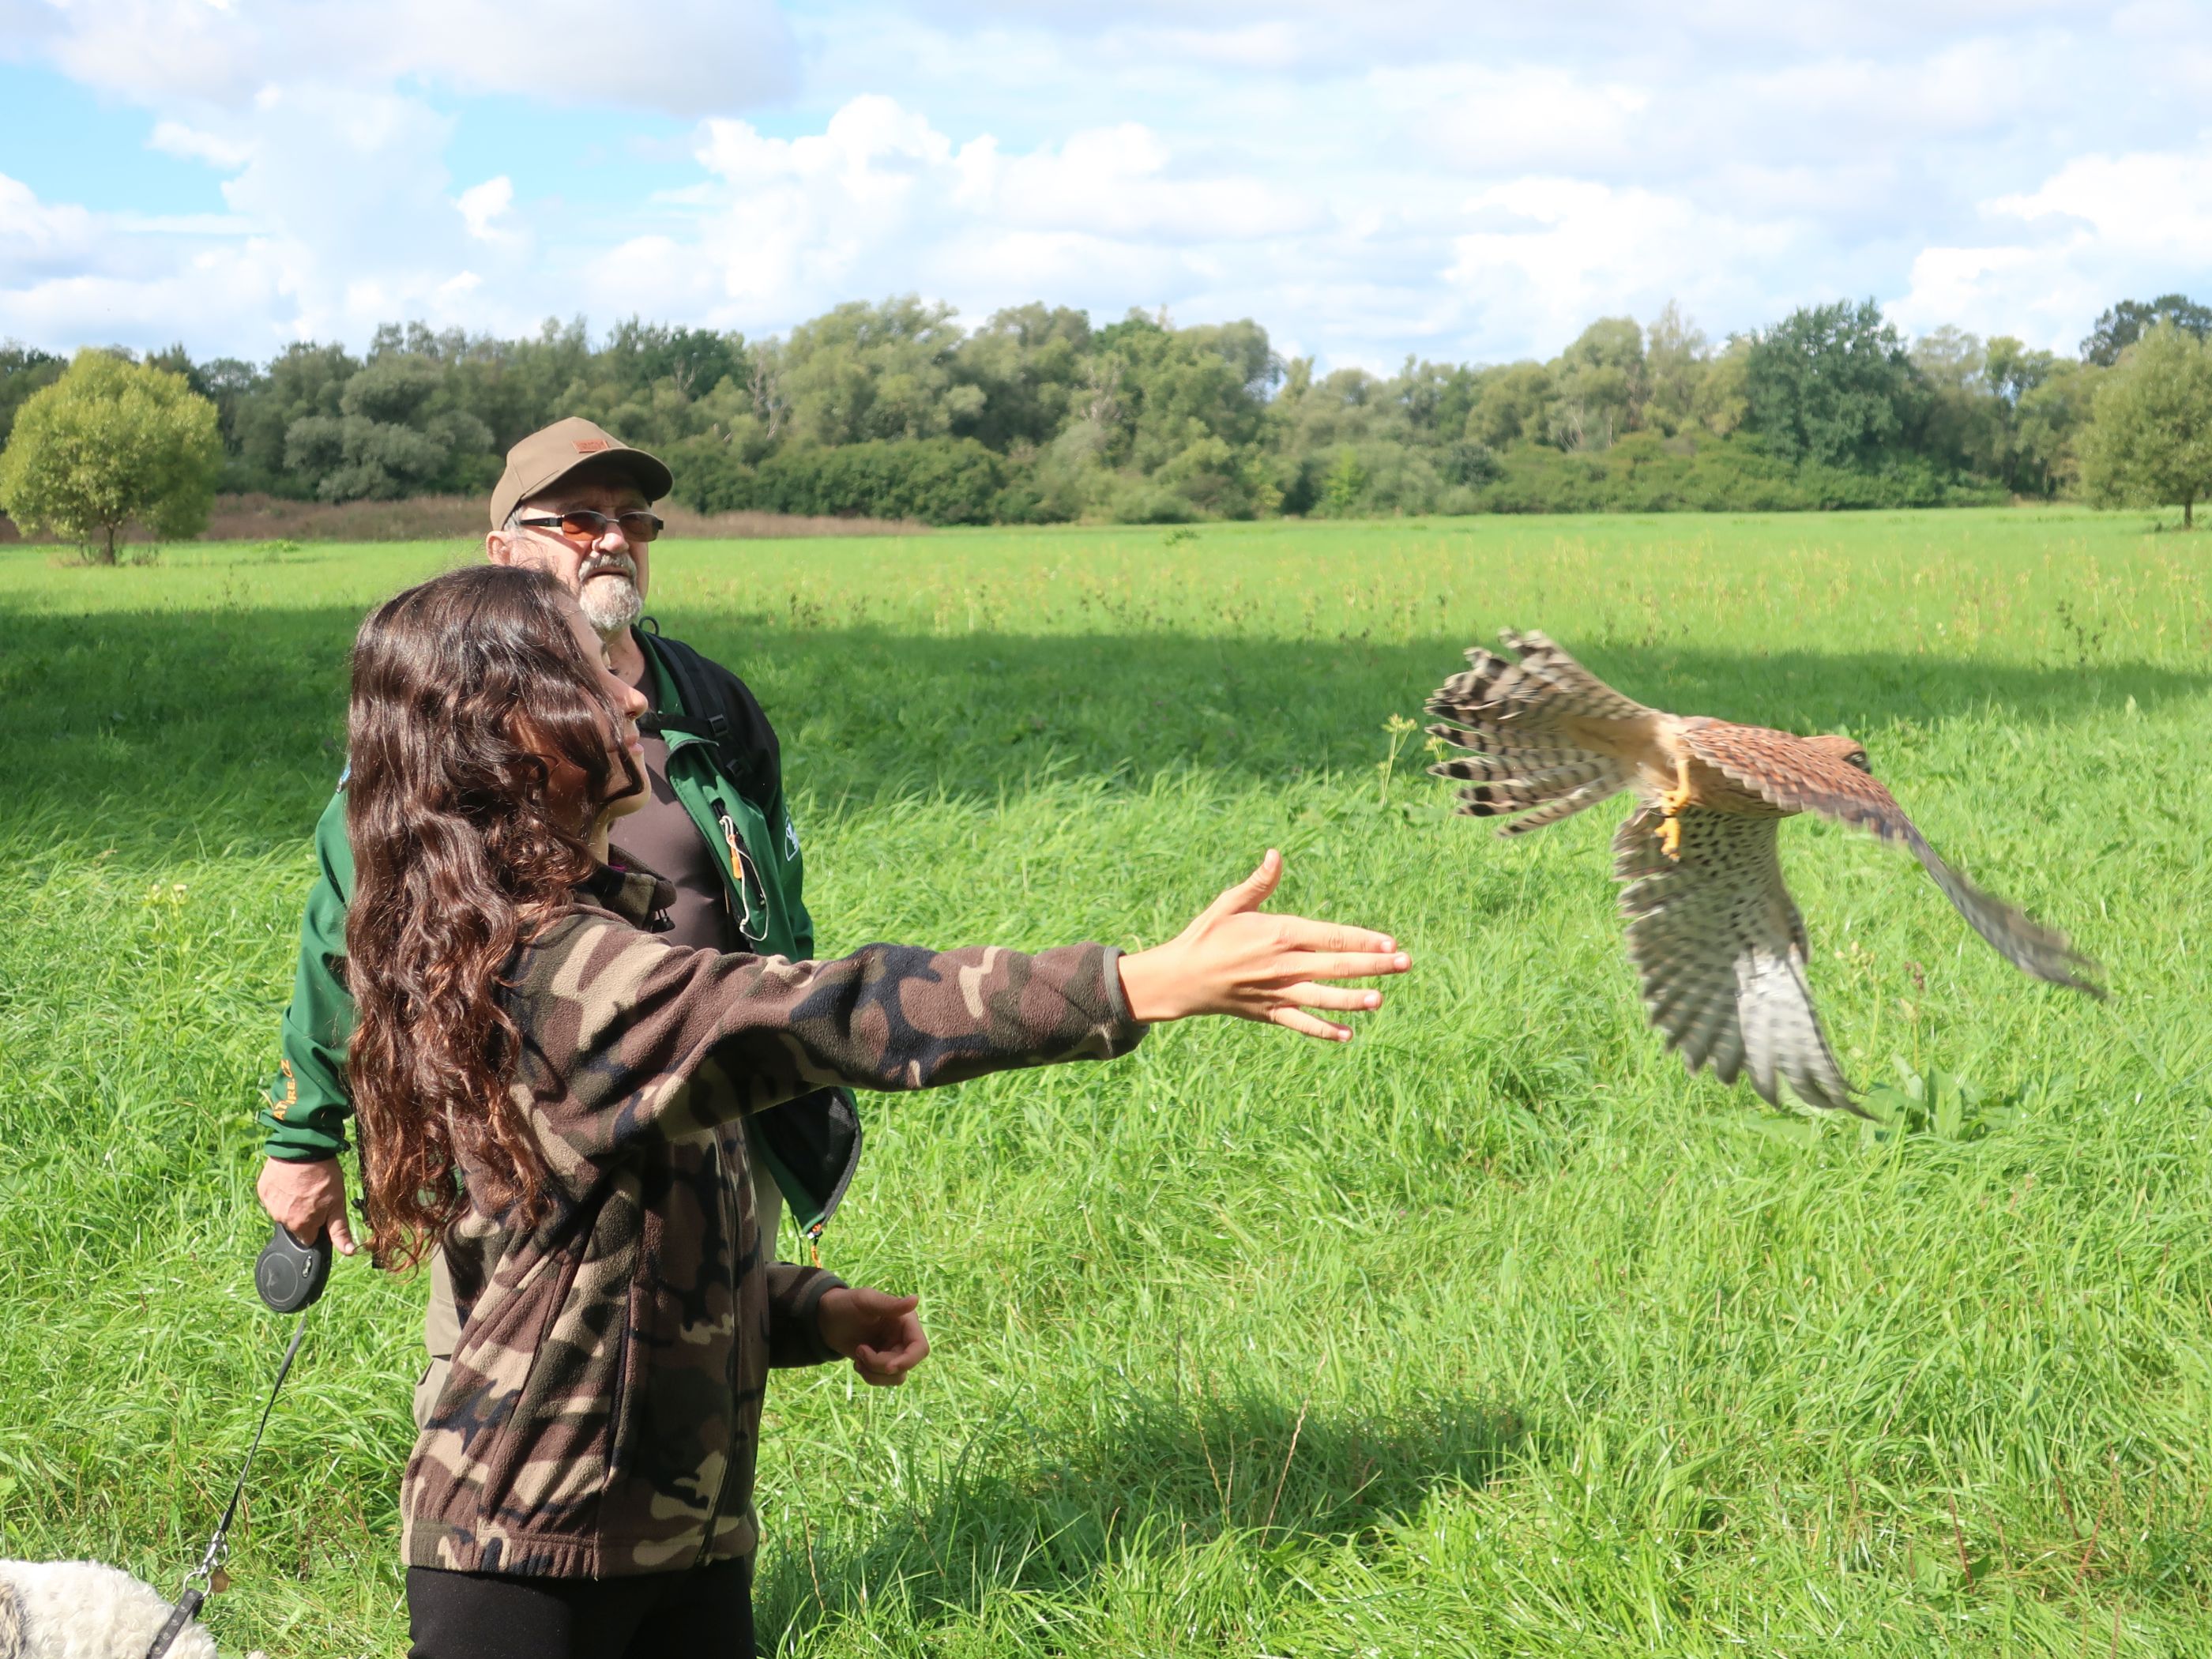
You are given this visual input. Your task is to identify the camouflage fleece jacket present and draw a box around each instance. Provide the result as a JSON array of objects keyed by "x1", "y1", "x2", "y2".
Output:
[{"x1": 402, "y1": 858, "x2": 1144, "y2": 1578}]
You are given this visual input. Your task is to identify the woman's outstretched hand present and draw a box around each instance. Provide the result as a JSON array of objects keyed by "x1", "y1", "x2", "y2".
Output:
[{"x1": 1116, "y1": 849, "x2": 1409, "y2": 1042}]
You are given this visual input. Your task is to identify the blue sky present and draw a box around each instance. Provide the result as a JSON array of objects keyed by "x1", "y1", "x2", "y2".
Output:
[{"x1": 1, "y1": 0, "x2": 2207, "y2": 370}]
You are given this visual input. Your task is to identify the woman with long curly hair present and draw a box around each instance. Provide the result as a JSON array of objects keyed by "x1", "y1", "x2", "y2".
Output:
[{"x1": 342, "y1": 563, "x2": 1409, "y2": 1659}]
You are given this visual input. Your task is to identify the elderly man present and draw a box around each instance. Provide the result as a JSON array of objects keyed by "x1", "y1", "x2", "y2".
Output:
[{"x1": 256, "y1": 417, "x2": 860, "y2": 1416}]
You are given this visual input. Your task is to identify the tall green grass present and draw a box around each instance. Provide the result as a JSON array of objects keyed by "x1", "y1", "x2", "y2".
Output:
[{"x1": 2, "y1": 507, "x2": 2210, "y2": 1654}]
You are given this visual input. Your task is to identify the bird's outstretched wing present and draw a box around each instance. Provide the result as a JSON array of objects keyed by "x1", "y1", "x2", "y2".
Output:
[
  {"x1": 1681, "y1": 722, "x2": 2103, "y2": 996},
  {"x1": 1424, "y1": 630, "x2": 1646, "y2": 836},
  {"x1": 1614, "y1": 804, "x2": 1860, "y2": 1114}
]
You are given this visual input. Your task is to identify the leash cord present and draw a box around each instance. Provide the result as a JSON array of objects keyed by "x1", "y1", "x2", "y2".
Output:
[{"x1": 141, "y1": 1310, "x2": 310, "y2": 1659}]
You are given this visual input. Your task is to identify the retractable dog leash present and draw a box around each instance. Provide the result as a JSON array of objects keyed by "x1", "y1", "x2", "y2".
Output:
[{"x1": 141, "y1": 1224, "x2": 331, "y2": 1659}]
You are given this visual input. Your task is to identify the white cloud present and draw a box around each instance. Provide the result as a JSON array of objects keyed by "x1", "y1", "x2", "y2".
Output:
[
  {"x1": 0, "y1": 171, "x2": 289, "y2": 352},
  {"x1": 1989, "y1": 142, "x2": 2212, "y2": 265},
  {"x1": 0, "y1": 1, "x2": 2205, "y2": 369},
  {"x1": 5, "y1": 0, "x2": 798, "y2": 116},
  {"x1": 620, "y1": 96, "x2": 1322, "y2": 332},
  {"x1": 0, "y1": 173, "x2": 101, "y2": 280},
  {"x1": 1376, "y1": 64, "x2": 1650, "y2": 175},
  {"x1": 1890, "y1": 137, "x2": 2212, "y2": 349},
  {"x1": 455, "y1": 176, "x2": 519, "y2": 244},
  {"x1": 147, "y1": 121, "x2": 253, "y2": 170},
  {"x1": 0, "y1": 85, "x2": 541, "y2": 355},
  {"x1": 1443, "y1": 178, "x2": 1800, "y2": 356}
]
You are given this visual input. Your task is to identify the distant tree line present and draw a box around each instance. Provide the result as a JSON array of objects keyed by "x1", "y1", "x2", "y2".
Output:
[{"x1": 2, "y1": 292, "x2": 2206, "y2": 527}]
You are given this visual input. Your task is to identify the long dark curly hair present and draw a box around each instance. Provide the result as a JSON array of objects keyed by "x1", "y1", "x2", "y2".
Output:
[{"x1": 344, "y1": 563, "x2": 638, "y2": 1269}]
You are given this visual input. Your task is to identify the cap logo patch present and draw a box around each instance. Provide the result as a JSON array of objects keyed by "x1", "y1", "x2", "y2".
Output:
[{"x1": 574, "y1": 438, "x2": 612, "y2": 453}]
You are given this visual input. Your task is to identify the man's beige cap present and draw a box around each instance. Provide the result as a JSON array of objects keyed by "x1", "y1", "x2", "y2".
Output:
[{"x1": 488, "y1": 416, "x2": 674, "y2": 529}]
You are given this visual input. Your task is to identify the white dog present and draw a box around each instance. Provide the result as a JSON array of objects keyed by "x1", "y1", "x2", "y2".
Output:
[{"x1": 0, "y1": 1561, "x2": 230, "y2": 1659}]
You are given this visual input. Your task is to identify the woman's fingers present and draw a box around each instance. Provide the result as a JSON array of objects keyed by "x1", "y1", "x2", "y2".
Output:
[
  {"x1": 1267, "y1": 1006, "x2": 1356, "y2": 1042},
  {"x1": 1269, "y1": 981, "x2": 1386, "y2": 1012},
  {"x1": 1271, "y1": 949, "x2": 1410, "y2": 983},
  {"x1": 1267, "y1": 914, "x2": 1400, "y2": 954}
]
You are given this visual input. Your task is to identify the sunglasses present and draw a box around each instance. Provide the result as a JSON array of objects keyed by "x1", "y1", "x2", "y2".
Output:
[{"x1": 514, "y1": 509, "x2": 666, "y2": 544}]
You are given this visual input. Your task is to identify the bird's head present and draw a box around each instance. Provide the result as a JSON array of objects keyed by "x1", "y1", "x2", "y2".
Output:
[{"x1": 1811, "y1": 733, "x2": 1873, "y2": 773}]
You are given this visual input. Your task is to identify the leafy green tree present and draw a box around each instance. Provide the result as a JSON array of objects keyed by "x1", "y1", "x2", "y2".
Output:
[
  {"x1": 1321, "y1": 448, "x2": 1371, "y2": 514},
  {"x1": 32, "y1": 287, "x2": 2154, "y2": 529},
  {"x1": 0, "y1": 350, "x2": 221, "y2": 562},
  {"x1": 777, "y1": 297, "x2": 968, "y2": 448},
  {"x1": 599, "y1": 319, "x2": 746, "y2": 404},
  {"x1": 1268, "y1": 364, "x2": 1397, "y2": 455},
  {"x1": 1691, "y1": 340, "x2": 1751, "y2": 437},
  {"x1": 2080, "y1": 294, "x2": 2212, "y2": 367},
  {"x1": 1984, "y1": 337, "x2": 2058, "y2": 402},
  {"x1": 0, "y1": 341, "x2": 66, "y2": 451},
  {"x1": 2078, "y1": 322, "x2": 2212, "y2": 525},
  {"x1": 2009, "y1": 362, "x2": 2100, "y2": 498},
  {"x1": 1466, "y1": 363, "x2": 1554, "y2": 450},
  {"x1": 447, "y1": 317, "x2": 595, "y2": 454},
  {"x1": 230, "y1": 342, "x2": 359, "y2": 495},
  {"x1": 1973, "y1": 337, "x2": 2092, "y2": 498},
  {"x1": 1090, "y1": 312, "x2": 1277, "y2": 463},
  {"x1": 284, "y1": 352, "x2": 496, "y2": 501},
  {"x1": 754, "y1": 437, "x2": 1006, "y2": 523},
  {"x1": 1909, "y1": 326, "x2": 2005, "y2": 478},
  {"x1": 1391, "y1": 357, "x2": 1485, "y2": 445},
  {"x1": 1548, "y1": 317, "x2": 1645, "y2": 450},
  {"x1": 1075, "y1": 311, "x2": 1279, "y2": 515},
  {"x1": 1642, "y1": 303, "x2": 1711, "y2": 438},
  {"x1": 950, "y1": 304, "x2": 1092, "y2": 450},
  {"x1": 1744, "y1": 299, "x2": 1923, "y2": 468}
]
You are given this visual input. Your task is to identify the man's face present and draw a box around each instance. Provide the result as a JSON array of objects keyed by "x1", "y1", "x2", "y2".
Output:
[{"x1": 487, "y1": 470, "x2": 654, "y2": 639}]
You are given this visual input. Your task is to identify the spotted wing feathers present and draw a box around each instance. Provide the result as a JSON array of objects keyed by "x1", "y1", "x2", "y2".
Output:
[
  {"x1": 1681, "y1": 722, "x2": 2103, "y2": 995},
  {"x1": 1424, "y1": 630, "x2": 1641, "y2": 836},
  {"x1": 1614, "y1": 805, "x2": 1860, "y2": 1114}
]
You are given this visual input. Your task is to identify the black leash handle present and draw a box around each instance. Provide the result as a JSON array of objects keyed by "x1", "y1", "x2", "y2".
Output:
[
  {"x1": 141, "y1": 1587, "x2": 205, "y2": 1659},
  {"x1": 144, "y1": 1230, "x2": 324, "y2": 1659}
]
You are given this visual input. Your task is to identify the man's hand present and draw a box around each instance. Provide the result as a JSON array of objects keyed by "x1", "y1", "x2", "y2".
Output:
[
  {"x1": 255, "y1": 1157, "x2": 358, "y2": 1255},
  {"x1": 816, "y1": 1287, "x2": 929, "y2": 1386}
]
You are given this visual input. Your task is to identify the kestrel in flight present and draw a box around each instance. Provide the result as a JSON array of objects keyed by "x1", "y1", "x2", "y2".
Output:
[{"x1": 1424, "y1": 630, "x2": 2101, "y2": 1114}]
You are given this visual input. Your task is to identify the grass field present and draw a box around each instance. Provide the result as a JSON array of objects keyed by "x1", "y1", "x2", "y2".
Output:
[{"x1": 3, "y1": 506, "x2": 2210, "y2": 1656}]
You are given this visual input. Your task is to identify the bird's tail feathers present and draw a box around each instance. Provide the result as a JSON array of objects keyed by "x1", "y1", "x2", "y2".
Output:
[{"x1": 1912, "y1": 844, "x2": 2106, "y2": 998}]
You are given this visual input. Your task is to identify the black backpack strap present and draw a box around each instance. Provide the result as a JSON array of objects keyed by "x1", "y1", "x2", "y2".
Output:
[
  {"x1": 637, "y1": 709, "x2": 735, "y2": 747},
  {"x1": 638, "y1": 628, "x2": 780, "y2": 801}
]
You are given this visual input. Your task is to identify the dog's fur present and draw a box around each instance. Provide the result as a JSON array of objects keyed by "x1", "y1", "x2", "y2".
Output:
[{"x1": 0, "y1": 1561, "x2": 226, "y2": 1659}]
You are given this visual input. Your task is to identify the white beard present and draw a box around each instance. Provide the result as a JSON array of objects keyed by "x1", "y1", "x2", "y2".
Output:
[{"x1": 579, "y1": 572, "x2": 643, "y2": 636}]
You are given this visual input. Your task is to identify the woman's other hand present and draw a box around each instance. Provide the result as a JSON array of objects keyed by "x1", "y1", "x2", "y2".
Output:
[
  {"x1": 1116, "y1": 849, "x2": 1409, "y2": 1042},
  {"x1": 818, "y1": 1287, "x2": 930, "y2": 1386}
]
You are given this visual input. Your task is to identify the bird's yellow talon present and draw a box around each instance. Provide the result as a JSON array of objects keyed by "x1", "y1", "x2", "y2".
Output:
[{"x1": 1655, "y1": 753, "x2": 1693, "y2": 860}]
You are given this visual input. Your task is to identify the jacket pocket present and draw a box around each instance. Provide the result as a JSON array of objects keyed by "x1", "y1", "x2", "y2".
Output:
[
  {"x1": 466, "y1": 1243, "x2": 589, "y2": 1522},
  {"x1": 602, "y1": 1273, "x2": 641, "y2": 1487}
]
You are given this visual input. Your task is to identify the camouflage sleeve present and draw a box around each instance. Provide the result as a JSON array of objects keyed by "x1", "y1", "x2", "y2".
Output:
[
  {"x1": 764, "y1": 1263, "x2": 847, "y2": 1368},
  {"x1": 517, "y1": 923, "x2": 1143, "y2": 1171}
]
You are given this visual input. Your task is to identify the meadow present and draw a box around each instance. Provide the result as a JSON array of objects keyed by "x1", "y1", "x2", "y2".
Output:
[{"x1": 2, "y1": 506, "x2": 2210, "y2": 1656}]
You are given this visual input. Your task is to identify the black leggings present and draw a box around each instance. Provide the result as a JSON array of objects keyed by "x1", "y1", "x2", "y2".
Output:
[{"x1": 406, "y1": 1557, "x2": 755, "y2": 1659}]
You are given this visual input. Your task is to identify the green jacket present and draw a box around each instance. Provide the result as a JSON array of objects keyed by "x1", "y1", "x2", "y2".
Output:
[{"x1": 259, "y1": 627, "x2": 863, "y2": 1243}]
